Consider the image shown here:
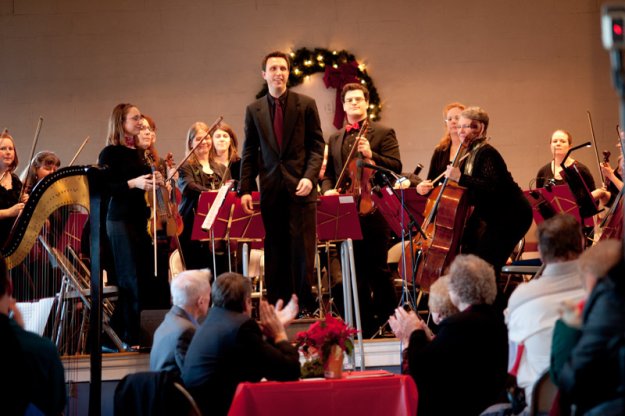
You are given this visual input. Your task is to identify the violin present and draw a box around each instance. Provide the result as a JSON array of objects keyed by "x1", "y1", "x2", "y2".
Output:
[
  {"x1": 334, "y1": 120, "x2": 376, "y2": 215},
  {"x1": 145, "y1": 151, "x2": 184, "y2": 239},
  {"x1": 165, "y1": 152, "x2": 182, "y2": 206}
]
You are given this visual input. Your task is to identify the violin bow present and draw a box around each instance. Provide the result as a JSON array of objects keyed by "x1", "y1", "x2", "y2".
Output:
[
  {"x1": 68, "y1": 136, "x2": 90, "y2": 166},
  {"x1": 17, "y1": 117, "x2": 44, "y2": 203},
  {"x1": 168, "y1": 115, "x2": 223, "y2": 182},
  {"x1": 587, "y1": 110, "x2": 606, "y2": 184},
  {"x1": 333, "y1": 119, "x2": 369, "y2": 191}
]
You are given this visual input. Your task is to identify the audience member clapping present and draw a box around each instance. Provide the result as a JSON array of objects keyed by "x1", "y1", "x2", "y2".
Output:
[
  {"x1": 182, "y1": 272, "x2": 301, "y2": 416},
  {"x1": 390, "y1": 254, "x2": 508, "y2": 416}
]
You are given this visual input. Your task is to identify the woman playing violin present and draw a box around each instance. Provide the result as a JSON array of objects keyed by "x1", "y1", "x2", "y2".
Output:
[
  {"x1": 139, "y1": 114, "x2": 176, "y2": 309},
  {"x1": 209, "y1": 122, "x2": 242, "y2": 190},
  {"x1": 177, "y1": 122, "x2": 223, "y2": 271},
  {"x1": 536, "y1": 130, "x2": 605, "y2": 199},
  {"x1": 417, "y1": 102, "x2": 466, "y2": 196},
  {"x1": 445, "y1": 107, "x2": 532, "y2": 279},
  {"x1": 98, "y1": 103, "x2": 164, "y2": 348}
]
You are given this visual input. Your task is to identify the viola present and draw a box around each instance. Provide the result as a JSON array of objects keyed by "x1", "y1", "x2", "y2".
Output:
[{"x1": 334, "y1": 120, "x2": 376, "y2": 215}]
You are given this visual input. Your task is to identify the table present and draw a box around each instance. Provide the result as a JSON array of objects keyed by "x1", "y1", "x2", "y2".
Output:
[{"x1": 227, "y1": 370, "x2": 418, "y2": 416}]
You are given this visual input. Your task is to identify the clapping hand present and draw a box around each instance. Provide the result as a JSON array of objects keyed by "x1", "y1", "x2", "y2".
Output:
[
  {"x1": 274, "y1": 294, "x2": 299, "y2": 327},
  {"x1": 259, "y1": 300, "x2": 288, "y2": 343},
  {"x1": 389, "y1": 306, "x2": 433, "y2": 347}
]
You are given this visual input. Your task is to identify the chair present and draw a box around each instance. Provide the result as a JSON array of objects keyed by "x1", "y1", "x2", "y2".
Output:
[
  {"x1": 169, "y1": 249, "x2": 184, "y2": 282},
  {"x1": 530, "y1": 370, "x2": 558, "y2": 416},
  {"x1": 500, "y1": 238, "x2": 542, "y2": 293},
  {"x1": 114, "y1": 370, "x2": 202, "y2": 416}
]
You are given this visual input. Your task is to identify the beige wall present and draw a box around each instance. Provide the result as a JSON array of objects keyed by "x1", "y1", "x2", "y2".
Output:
[{"x1": 0, "y1": 0, "x2": 620, "y2": 191}]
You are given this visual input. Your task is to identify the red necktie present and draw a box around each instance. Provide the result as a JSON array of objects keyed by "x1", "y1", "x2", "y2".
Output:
[
  {"x1": 345, "y1": 122, "x2": 360, "y2": 133},
  {"x1": 273, "y1": 97, "x2": 283, "y2": 149}
]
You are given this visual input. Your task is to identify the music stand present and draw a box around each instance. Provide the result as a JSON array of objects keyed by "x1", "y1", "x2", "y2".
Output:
[
  {"x1": 192, "y1": 191, "x2": 265, "y2": 273},
  {"x1": 524, "y1": 185, "x2": 594, "y2": 228},
  {"x1": 371, "y1": 187, "x2": 426, "y2": 237},
  {"x1": 316, "y1": 194, "x2": 365, "y2": 370}
]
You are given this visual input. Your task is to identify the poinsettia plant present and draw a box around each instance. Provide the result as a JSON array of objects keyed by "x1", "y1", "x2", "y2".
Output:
[{"x1": 295, "y1": 315, "x2": 358, "y2": 364}]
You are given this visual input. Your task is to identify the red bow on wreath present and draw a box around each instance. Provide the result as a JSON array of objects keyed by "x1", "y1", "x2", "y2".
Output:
[{"x1": 323, "y1": 60, "x2": 360, "y2": 129}]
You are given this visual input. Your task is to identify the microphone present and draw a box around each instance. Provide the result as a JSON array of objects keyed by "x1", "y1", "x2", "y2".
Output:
[
  {"x1": 413, "y1": 163, "x2": 424, "y2": 176},
  {"x1": 356, "y1": 159, "x2": 400, "y2": 179}
]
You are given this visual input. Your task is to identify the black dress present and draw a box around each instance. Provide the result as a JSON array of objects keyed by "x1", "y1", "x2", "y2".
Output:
[
  {"x1": 0, "y1": 173, "x2": 22, "y2": 243},
  {"x1": 177, "y1": 159, "x2": 223, "y2": 271},
  {"x1": 425, "y1": 145, "x2": 452, "y2": 186},
  {"x1": 98, "y1": 144, "x2": 153, "y2": 345},
  {"x1": 535, "y1": 160, "x2": 596, "y2": 190},
  {"x1": 458, "y1": 138, "x2": 533, "y2": 273}
]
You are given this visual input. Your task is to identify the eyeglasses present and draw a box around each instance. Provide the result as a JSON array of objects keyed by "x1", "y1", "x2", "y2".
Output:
[
  {"x1": 345, "y1": 97, "x2": 365, "y2": 104},
  {"x1": 458, "y1": 123, "x2": 479, "y2": 129}
]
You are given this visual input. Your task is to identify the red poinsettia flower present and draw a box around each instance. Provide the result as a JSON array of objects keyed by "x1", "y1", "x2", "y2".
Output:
[{"x1": 295, "y1": 315, "x2": 358, "y2": 363}]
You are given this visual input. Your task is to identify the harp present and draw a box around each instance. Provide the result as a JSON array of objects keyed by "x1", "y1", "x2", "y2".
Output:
[{"x1": 1, "y1": 165, "x2": 111, "y2": 415}]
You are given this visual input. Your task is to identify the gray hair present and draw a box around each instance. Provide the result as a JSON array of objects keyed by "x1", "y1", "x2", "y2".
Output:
[
  {"x1": 460, "y1": 106, "x2": 489, "y2": 133},
  {"x1": 170, "y1": 269, "x2": 211, "y2": 308},
  {"x1": 448, "y1": 254, "x2": 497, "y2": 306}
]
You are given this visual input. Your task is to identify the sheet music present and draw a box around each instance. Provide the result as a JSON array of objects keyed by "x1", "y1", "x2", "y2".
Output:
[
  {"x1": 202, "y1": 180, "x2": 234, "y2": 231},
  {"x1": 16, "y1": 297, "x2": 55, "y2": 336}
]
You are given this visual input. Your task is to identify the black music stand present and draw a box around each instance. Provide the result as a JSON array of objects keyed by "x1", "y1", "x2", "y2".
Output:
[
  {"x1": 316, "y1": 194, "x2": 362, "y2": 318},
  {"x1": 524, "y1": 185, "x2": 595, "y2": 228},
  {"x1": 316, "y1": 195, "x2": 365, "y2": 369},
  {"x1": 192, "y1": 191, "x2": 265, "y2": 274},
  {"x1": 372, "y1": 187, "x2": 426, "y2": 237}
]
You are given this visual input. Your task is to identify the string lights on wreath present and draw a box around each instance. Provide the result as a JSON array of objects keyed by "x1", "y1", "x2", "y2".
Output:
[{"x1": 256, "y1": 47, "x2": 383, "y2": 128}]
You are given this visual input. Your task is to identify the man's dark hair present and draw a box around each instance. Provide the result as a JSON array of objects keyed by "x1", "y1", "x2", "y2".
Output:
[
  {"x1": 537, "y1": 214, "x2": 583, "y2": 263},
  {"x1": 211, "y1": 272, "x2": 253, "y2": 313},
  {"x1": 340, "y1": 83, "x2": 370, "y2": 103},
  {"x1": 261, "y1": 51, "x2": 290, "y2": 71}
]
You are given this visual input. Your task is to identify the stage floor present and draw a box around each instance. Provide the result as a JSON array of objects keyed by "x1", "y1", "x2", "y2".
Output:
[{"x1": 61, "y1": 337, "x2": 403, "y2": 383}]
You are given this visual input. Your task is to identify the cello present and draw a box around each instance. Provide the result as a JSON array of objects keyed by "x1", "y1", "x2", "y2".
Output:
[
  {"x1": 404, "y1": 143, "x2": 472, "y2": 291},
  {"x1": 333, "y1": 120, "x2": 377, "y2": 215}
]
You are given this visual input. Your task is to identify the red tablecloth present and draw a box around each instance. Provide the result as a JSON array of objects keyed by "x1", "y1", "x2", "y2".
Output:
[{"x1": 227, "y1": 371, "x2": 418, "y2": 416}]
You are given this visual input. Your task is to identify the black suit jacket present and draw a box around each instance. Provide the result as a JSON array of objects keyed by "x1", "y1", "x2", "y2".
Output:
[
  {"x1": 181, "y1": 307, "x2": 300, "y2": 416},
  {"x1": 320, "y1": 122, "x2": 402, "y2": 194},
  {"x1": 240, "y1": 91, "x2": 325, "y2": 203}
]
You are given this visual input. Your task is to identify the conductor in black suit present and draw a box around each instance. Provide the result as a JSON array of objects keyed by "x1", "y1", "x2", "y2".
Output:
[
  {"x1": 240, "y1": 51, "x2": 325, "y2": 311},
  {"x1": 320, "y1": 83, "x2": 402, "y2": 337}
]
